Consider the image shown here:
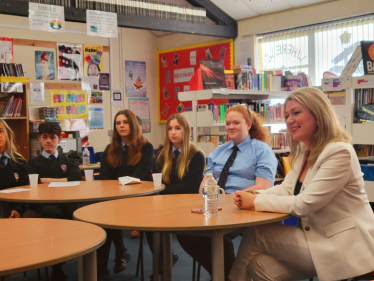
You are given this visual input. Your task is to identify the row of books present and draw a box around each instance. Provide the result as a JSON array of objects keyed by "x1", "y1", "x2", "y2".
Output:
[
  {"x1": 354, "y1": 88, "x2": 374, "y2": 123},
  {"x1": 19, "y1": 0, "x2": 71, "y2": 5},
  {"x1": 0, "y1": 96, "x2": 23, "y2": 117},
  {"x1": 354, "y1": 145, "x2": 374, "y2": 157},
  {"x1": 38, "y1": 107, "x2": 59, "y2": 121},
  {"x1": 269, "y1": 103, "x2": 285, "y2": 122},
  {"x1": 269, "y1": 132, "x2": 289, "y2": 150},
  {"x1": 198, "y1": 135, "x2": 228, "y2": 148},
  {"x1": 0, "y1": 63, "x2": 26, "y2": 77}
]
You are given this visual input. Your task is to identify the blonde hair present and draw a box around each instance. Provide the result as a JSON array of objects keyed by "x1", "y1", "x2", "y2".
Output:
[
  {"x1": 284, "y1": 87, "x2": 351, "y2": 168},
  {"x1": 226, "y1": 105, "x2": 270, "y2": 143},
  {"x1": 156, "y1": 114, "x2": 203, "y2": 184},
  {"x1": 0, "y1": 119, "x2": 24, "y2": 166}
]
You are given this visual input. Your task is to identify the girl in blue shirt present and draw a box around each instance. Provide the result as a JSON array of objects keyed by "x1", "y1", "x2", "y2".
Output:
[{"x1": 178, "y1": 105, "x2": 278, "y2": 281}]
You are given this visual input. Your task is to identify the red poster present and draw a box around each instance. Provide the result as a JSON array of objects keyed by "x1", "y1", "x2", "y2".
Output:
[
  {"x1": 158, "y1": 39, "x2": 233, "y2": 122},
  {"x1": 0, "y1": 37, "x2": 14, "y2": 63}
]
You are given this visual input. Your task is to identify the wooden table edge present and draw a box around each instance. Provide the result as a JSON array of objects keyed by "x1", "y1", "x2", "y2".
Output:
[
  {"x1": 73, "y1": 213, "x2": 291, "y2": 232},
  {"x1": 0, "y1": 235, "x2": 106, "y2": 277},
  {"x1": 0, "y1": 187, "x2": 165, "y2": 203}
]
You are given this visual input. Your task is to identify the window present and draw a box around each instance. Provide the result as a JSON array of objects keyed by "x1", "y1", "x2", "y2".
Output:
[{"x1": 258, "y1": 16, "x2": 374, "y2": 86}]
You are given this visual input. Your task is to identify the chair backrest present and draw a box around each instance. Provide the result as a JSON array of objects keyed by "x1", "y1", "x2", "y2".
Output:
[
  {"x1": 282, "y1": 156, "x2": 292, "y2": 175},
  {"x1": 95, "y1": 152, "x2": 104, "y2": 163}
]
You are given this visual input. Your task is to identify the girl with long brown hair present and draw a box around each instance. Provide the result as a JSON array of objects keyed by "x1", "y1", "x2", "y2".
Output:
[{"x1": 98, "y1": 109, "x2": 153, "y2": 280}]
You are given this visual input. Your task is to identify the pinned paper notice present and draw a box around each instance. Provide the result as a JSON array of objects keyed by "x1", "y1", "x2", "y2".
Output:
[
  {"x1": 119, "y1": 176, "x2": 141, "y2": 186},
  {"x1": 48, "y1": 181, "x2": 81, "y2": 187},
  {"x1": 0, "y1": 188, "x2": 32, "y2": 194}
]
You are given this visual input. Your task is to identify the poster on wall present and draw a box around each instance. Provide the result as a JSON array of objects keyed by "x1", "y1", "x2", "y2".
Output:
[
  {"x1": 30, "y1": 82, "x2": 45, "y2": 104},
  {"x1": 128, "y1": 98, "x2": 151, "y2": 133},
  {"x1": 83, "y1": 45, "x2": 103, "y2": 77},
  {"x1": 86, "y1": 10, "x2": 118, "y2": 38},
  {"x1": 57, "y1": 43, "x2": 83, "y2": 81},
  {"x1": 35, "y1": 51, "x2": 55, "y2": 80},
  {"x1": 99, "y1": 72, "x2": 110, "y2": 90},
  {"x1": 125, "y1": 61, "x2": 147, "y2": 97},
  {"x1": 88, "y1": 106, "x2": 105, "y2": 131},
  {"x1": 158, "y1": 39, "x2": 233, "y2": 122},
  {"x1": 0, "y1": 38, "x2": 13, "y2": 63},
  {"x1": 112, "y1": 88, "x2": 123, "y2": 107},
  {"x1": 81, "y1": 76, "x2": 99, "y2": 91},
  {"x1": 50, "y1": 90, "x2": 88, "y2": 119},
  {"x1": 29, "y1": 3, "x2": 65, "y2": 33},
  {"x1": 88, "y1": 91, "x2": 103, "y2": 104}
]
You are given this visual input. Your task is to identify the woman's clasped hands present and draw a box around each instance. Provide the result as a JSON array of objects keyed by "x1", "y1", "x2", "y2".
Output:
[{"x1": 233, "y1": 190, "x2": 257, "y2": 209}]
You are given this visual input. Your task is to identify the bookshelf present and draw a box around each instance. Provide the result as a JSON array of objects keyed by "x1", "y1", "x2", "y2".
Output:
[
  {"x1": 179, "y1": 89, "x2": 290, "y2": 156},
  {"x1": 0, "y1": 79, "x2": 30, "y2": 160}
]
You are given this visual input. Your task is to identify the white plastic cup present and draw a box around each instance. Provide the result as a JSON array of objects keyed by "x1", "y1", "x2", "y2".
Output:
[
  {"x1": 29, "y1": 174, "x2": 38, "y2": 188},
  {"x1": 84, "y1": 170, "x2": 94, "y2": 182},
  {"x1": 152, "y1": 173, "x2": 162, "y2": 187}
]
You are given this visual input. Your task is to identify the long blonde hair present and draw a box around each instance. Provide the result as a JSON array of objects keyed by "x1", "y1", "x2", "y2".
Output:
[
  {"x1": 156, "y1": 114, "x2": 202, "y2": 184},
  {"x1": 284, "y1": 87, "x2": 351, "y2": 168},
  {"x1": 226, "y1": 105, "x2": 270, "y2": 143},
  {"x1": 0, "y1": 119, "x2": 24, "y2": 166}
]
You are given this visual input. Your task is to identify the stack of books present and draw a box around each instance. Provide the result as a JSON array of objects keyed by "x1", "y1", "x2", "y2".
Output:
[
  {"x1": 0, "y1": 63, "x2": 26, "y2": 77},
  {"x1": 354, "y1": 144, "x2": 374, "y2": 157},
  {"x1": 18, "y1": 0, "x2": 71, "y2": 6},
  {"x1": 198, "y1": 135, "x2": 228, "y2": 148},
  {"x1": 354, "y1": 88, "x2": 374, "y2": 123},
  {"x1": 38, "y1": 107, "x2": 58, "y2": 121},
  {"x1": 0, "y1": 96, "x2": 23, "y2": 117}
]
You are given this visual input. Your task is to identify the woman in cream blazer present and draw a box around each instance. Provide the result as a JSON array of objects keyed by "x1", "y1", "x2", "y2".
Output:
[{"x1": 230, "y1": 87, "x2": 374, "y2": 281}]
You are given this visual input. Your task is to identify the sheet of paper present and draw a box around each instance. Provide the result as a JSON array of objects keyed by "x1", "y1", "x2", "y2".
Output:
[
  {"x1": 0, "y1": 188, "x2": 32, "y2": 194},
  {"x1": 48, "y1": 181, "x2": 81, "y2": 187}
]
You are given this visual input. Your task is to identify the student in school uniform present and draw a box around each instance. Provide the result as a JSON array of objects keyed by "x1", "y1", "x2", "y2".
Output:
[
  {"x1": 0, "y1": 119, "x2": 29, "y2": 218},
  {"x1": 98, "y1": 109, "x2": 153, "y2": 280},
  {"x1": 146, "y1": 113, "x2": 205, "y2": 272},
  {"x1": 24, "y1": 122, "x2": 81, "y2": 281},
  {"x1": 177, "y1": 105, "x2": 278, "y2": 281}
]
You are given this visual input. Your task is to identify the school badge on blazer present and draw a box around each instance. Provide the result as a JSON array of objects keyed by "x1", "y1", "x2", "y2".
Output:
[
  {"x1": 61, "y1": 165, "x2": 67, "y2": 172},
  {"x1": 14, "y1": 173, "x2": 19, "y2": 181},
  {"x1": 186, "y1": 160, "x2": 190, "y2": 167}
]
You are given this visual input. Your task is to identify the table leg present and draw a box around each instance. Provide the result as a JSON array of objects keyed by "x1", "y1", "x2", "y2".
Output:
[
  {"x1": 211, "y1": 229, "x2": 224, "y2": 281},
  {"x1": 78, "y1": 257, "x2": 83, "y2": 281},
  {"x1": 152, "y1": 232, "x2": 160, "y2": 281},
  {"x1": 162, "y1": 232, "x2": 172, "y2": 281},
  {"x1": 82, "y1": 251, "x2": 97, "y2": 281}
]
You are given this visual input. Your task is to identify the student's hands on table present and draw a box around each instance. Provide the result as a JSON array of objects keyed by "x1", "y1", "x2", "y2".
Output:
[{"x1": 233, "y1": 190, "x2": 257, "y2": 209}]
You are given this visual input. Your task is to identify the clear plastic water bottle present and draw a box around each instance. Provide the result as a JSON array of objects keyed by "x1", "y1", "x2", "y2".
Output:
[
  {"x1": 202, "y1": 173, "x2": 218, "y2": 217},
  {"x1": 83, "y1": 147, "x2": 90, "y2": 166}
]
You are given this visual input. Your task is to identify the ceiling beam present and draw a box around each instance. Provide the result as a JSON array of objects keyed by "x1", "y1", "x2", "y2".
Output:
[
  {"x1": 186, "y1": 0, "x2": 237, "y2": 28},
  {"x1": 0, "y1": 0, "x2": 237, "y2": 38}
]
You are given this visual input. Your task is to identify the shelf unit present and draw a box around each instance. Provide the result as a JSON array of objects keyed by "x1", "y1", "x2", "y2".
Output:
[
  {"x1": 0, "y1": 79, "x2": 30, "y2": 160},
  {"x1": 179, "y1": 89, "x2": 290, "y2": 156}
]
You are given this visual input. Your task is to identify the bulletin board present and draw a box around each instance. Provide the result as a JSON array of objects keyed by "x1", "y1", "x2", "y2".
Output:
[
  {"x1": 157, "y1": 39, "x2": 234, "y2": 123},
  {"x1": 51, "y1": 90, "x2": 88, "y2": 119}
]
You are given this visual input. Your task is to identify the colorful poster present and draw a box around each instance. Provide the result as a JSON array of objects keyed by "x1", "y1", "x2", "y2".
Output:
[
  {"x1": 86, "y1": 10, "x2": 118, "y2": 38},
  {"x1": 88, "y1": 106, "x2": 104, "y2": 131},
  {"x1": 158, "y1": 39, "x2": 233, "y2": 122},
  {"x1": 125, "y1": 61, "x2": 147, "y2": 97},
  {"x1": 35, "y1": 51, "x2": 55, "y2": 80},
  {"x1": 0, "y1": 37, "x2": 13, "y2": 63},
  {"x1": 99, "y1": 72, "x2": 110, "y2": 90},
  {"x1": 89, "y1": 91, "x2": 103, "y2": 104},
  {"x1": 128, "y1": 98, "x2": 151, "y2": 133},
  {"x1": 29, "y1": 3, "x2": 65, "y2": 33},
  {"x1": 57, "y1": 43, "x2": 83, "y2": 81},
  {"x1": 50, "y1": 90, "x2": 88, "y2": 119},
  {"x1": 83, "y1": 45, "x2": 103, "y2": 77}
]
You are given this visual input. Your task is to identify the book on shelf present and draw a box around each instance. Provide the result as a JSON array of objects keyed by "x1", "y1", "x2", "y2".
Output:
[
  {"x1": 0, "y1": 63, "x2": 26, "y2": 77},
  {"x1": 270, "y1": 132, "x2": 288, "y2": 150},
  {"x1": 0, "y1": 96, "x2": 23, "y2": 117},
  {"x1": 361, "y1": 41, "x2": 374, "y2": 75},
  {"x1": 354, "y1": 145, "x2": 374, "y2": 157},
  {"x1": 354, "y1": 88, "x2": 374, "y2": 123},
  {"x1": 200, "y1": 60, "x2": 226, "y2": 90}
]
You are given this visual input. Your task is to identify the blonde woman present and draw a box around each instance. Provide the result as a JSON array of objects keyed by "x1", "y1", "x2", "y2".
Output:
[
  {"x1": 0, "y1": 119, "x2": 29, "y2": 218},
  {"x1": 231, "y1": 87, "x2": 374, "y2": 281}
]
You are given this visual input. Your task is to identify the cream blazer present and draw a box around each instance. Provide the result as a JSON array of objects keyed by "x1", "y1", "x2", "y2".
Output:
[{"x1": 255, "y1": 142, "x2": 374, "y2": 281}]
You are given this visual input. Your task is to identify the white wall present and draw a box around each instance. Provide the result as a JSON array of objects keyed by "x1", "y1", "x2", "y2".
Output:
[{"x1": 235, "y1": 0, "x2": 374, "y2": 66}]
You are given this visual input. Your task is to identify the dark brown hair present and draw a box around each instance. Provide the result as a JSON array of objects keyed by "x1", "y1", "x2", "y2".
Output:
[{"x1": 38, "y1": 122, "x2": 62, "y2": 137}]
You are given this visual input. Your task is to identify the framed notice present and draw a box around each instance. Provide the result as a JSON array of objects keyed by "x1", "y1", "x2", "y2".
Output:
[{"x1": 157, "y1": 39, "x2": 233, "y2": 123}]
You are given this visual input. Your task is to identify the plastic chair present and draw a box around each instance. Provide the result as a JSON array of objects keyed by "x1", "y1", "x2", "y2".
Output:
[{"x1": 95, "y1": 151, "x2": 104, "y2": 163}]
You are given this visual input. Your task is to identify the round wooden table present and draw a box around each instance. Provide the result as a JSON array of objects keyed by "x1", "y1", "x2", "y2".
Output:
[
  {"x1": 0, "y1": 180, "x2": 164, "y2": 203},
  {"x1": 73, "y1": 194, "x2": 290, "y2": 281},
  {"x1": 0, "y1": 219, "x2": 106, "y2": 281}
]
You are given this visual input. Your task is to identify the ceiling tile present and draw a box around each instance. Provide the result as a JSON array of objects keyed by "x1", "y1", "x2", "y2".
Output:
[
  {"x1": 210, "y1": 0, "x2": 258, "y2": 20},
  {"x1": 240, "y1": 0, "x2": 292, "y2": 15}
]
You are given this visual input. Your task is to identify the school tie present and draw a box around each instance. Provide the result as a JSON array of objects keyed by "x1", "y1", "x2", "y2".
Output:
[
  {"x1": 0, "y1": 155, "x2": 6, "y2": 169},
  {"x1": 49, "y1": 155, "x2": 56, "y2": 160},
  {"x1": 123, "y1": 144, "x2": 129, "y2": 154},
  {"x1": 217, "y1": 145, "x2": 239, "y2": 189},
  {"x1": 173, "y1": 150, "x2": 180, "y2": 159}
]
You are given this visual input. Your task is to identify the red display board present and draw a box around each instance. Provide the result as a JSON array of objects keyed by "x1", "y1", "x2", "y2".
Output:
[{"x1": 158, "y1": 39, "x2": 233, "y2": 123}]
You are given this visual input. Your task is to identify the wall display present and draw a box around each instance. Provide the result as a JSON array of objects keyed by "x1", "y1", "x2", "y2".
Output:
[
  {"x1": 99, "y1": 72, "x2": 110, "y2": 90},
  {"x1": 89, "y1": 91, "x2": 103, "y2": 104},
  {"x1": 57, "y1": 43, "x2": 83, "y2": 81},
  {"x1": 29, "y1": 3, "x2": 65, "y2": 33},
  {"x1": 86, "y1": 10, "x2": 118, "y2": 38},
  {"x1": 157, "y1": 39, "x2": 233, "y2": 122},
  {"x1": 81, "y1": 76, "x2": 99, "y2": 90},
  {"x1": 30, "y1": 82, "x2": 45, "y2": 104},
  {"x1": 50, "y1": 90, "x2": 88, "y2": 119},
  {"x1": 88, "y1": 105, "x2": 105, "y2": 131},
  {"x1": 35, "y1": 51, "x2": 55, "y2": 80},
  {"x1": 112, "y1": 88, "x2": 123, "y2": 107},
  {"x1": 125, "y1": 60, "x2": 147, "y2": 97},
  {"x1": 83, "y1": 45, "x2": 103, "y2": 77},
  {"x1": 128, "y1": 98, "x2": 151, "y2": 133},
  {"x1": 0, "y1": 38, "x2": 13, "y2": 63}
]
